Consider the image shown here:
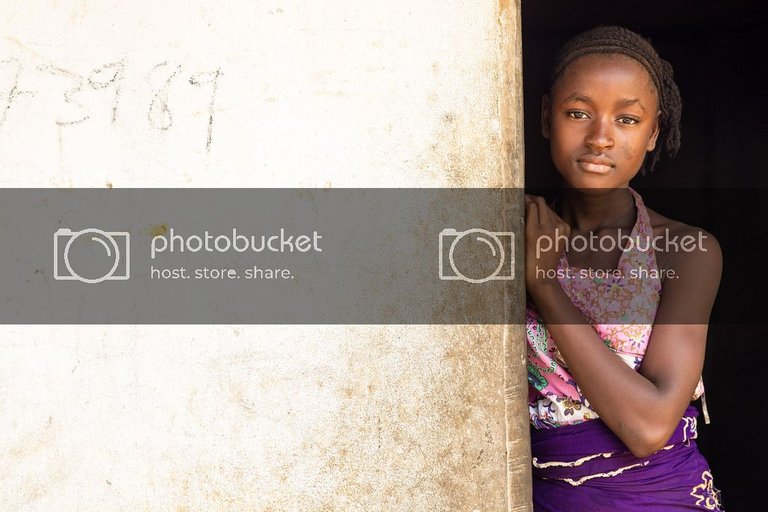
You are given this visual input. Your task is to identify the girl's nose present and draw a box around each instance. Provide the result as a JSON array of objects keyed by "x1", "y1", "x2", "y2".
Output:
[{"x1": 585, "y1": 117, "x2": 614, "y2": 151}]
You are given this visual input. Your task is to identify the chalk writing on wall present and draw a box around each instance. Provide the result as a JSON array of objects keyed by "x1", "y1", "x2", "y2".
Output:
[{"x1": 0, "y1": 51, "x2": 221, "y2": 151}]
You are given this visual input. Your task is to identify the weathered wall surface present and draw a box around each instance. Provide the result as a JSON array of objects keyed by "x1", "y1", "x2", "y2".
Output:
[{"x1": 0, "y1": 1, "x2": 530, "y2": 510}]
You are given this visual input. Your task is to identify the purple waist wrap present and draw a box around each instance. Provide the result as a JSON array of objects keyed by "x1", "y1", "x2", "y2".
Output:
[{"x1": 530, "y1": 405, "x2": 724, "y2": 511}]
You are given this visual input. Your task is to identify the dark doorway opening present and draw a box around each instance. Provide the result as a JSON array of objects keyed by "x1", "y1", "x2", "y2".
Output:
[{"x1": 522, "y1": 2, "x2": 768, "y2": 509}]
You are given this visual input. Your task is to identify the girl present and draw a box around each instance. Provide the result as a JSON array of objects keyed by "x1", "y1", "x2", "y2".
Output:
[{"x1": 525, "y1": 26, "x2": 724, "y2": 510}]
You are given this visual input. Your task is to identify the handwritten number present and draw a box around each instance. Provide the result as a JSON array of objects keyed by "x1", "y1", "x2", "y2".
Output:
[
  {"x1": 38, "y1": 63, "x2": 90, "y2": 126},
  {"x1": 1, "y1": 51, "x2": 222, "y2": 153},
  {"x1": 88, "y1": 61, "x2": 125, "y2": 123},
  {"x1": 148, "y1": 62, "x2": 181, "y2": 131},
  {"x1": 0, "y1": 58, "x2": 33, "y2": 127},
  {"x1": 189, "y1": 68, "x2": 221, "y2": 151}
]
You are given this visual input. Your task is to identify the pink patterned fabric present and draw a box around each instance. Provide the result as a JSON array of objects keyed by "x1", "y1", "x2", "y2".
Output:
[{"x1": 528, "y1": 188, "x2": 706, "y2": 430}]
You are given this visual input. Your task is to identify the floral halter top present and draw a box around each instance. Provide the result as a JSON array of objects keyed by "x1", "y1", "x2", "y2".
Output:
[{"x1": 527, "y1": 188, "x2": 708, "y2": 430}]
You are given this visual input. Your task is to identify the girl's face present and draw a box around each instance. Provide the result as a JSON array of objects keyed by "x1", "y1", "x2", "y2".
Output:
[{"x1": 542, "y1": 53, "x2": 661, "y2": 189}]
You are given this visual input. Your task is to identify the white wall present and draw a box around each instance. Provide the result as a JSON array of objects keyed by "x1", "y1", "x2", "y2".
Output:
[{"x1": 0, "y1": 1, "x2": 529, "y2": 510}]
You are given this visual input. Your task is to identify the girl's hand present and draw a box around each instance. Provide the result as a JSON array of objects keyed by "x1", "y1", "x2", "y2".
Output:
[{"x1": 524, "y1": 194, "x2": 571, "y2": 297}]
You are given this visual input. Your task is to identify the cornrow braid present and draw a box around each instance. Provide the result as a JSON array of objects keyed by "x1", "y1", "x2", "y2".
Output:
[{"x1": 549, "y1": 26, "x2": 682, "y2": 174}]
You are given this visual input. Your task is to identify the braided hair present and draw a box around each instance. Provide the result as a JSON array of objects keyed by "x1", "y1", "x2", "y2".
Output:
[{"x1": 548, "y1": 26, "x2": 682, "y2": 174}]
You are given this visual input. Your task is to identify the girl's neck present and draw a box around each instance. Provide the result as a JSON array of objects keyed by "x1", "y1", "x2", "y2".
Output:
[{"x1": 557, "y1": 186, "x2": 636, "y2": 233}]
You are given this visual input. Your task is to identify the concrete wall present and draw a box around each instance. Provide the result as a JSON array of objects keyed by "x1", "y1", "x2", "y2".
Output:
[{"x1": 0, "y1": 1, "x2": 530, "y2": 510}]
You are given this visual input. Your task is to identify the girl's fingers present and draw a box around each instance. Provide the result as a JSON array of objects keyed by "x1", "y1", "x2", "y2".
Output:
[
  {"x1": 524, "y1": 194, "x2": 535, "y2": 207},
  {"x1": 533, "y1": 195, "x2": 550, "y2": 226},
  {"x1": 525, "y1": 195, "x2": 572, "y2": 247},
  {"x1": 525, "y1": 195, "x2": 545, "y2": 225},
  {"x1": 525, "y1": 198, "x2": 538, "y2": 228},
  {"x1": 525, "y1": 194, "x2": 538, "y2": 209}
]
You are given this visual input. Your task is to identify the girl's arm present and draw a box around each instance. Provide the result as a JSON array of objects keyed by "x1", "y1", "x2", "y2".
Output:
[{"x1": 525, "y1": 195, "x2": 722, "y2": 458}]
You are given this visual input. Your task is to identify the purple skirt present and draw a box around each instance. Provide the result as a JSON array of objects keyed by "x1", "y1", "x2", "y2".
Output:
[{"x1": 531, "y1": 405, "x2": 724, "y2": 511}]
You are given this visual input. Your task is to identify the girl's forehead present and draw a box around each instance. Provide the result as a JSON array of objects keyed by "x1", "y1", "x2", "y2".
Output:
[{"x1": 553, "y1": 53, "x2": 657, "y2": 99}]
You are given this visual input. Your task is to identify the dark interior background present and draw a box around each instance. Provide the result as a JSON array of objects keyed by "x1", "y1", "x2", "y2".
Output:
[{"x1": 522, "y1": 1, "x2": 768, "y2": 509}]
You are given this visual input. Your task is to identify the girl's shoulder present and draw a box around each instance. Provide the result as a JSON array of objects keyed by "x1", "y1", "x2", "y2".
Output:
[
  {"x1": 645, "y1": 206, "x2": 722, "y2": 282},
  {"x1": 643, "y1": 206, "x2": 722, "y2": 324}
]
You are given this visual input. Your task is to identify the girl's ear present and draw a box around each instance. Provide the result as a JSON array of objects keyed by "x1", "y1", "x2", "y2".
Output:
[
  {"x1": 646, "y1": 110, "x2": 661, "y2": 152},
  {"x1": 541, "y1": 94, "x2": 551, "y2": 139}
]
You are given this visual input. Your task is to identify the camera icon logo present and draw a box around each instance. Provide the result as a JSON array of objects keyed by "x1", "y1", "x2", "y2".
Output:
[
  {"x1": 439, "y1": 228, "x2": 514, "y2": 283},
  {"x1": 53, "y1": 228, "x2": 130, "y2": 284}
]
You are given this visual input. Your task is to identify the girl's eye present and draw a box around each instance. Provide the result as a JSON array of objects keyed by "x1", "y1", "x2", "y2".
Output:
[
  {"x1": 618, "y1": 116, "x2": 640, "y2": 125},
  {"x1": 567, "y1": 111, "x2": 588, "y2": 120}
]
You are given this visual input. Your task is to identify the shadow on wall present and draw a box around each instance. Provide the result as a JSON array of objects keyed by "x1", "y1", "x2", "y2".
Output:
[{"x1": 522, "y1": 1, "x2": 768, "y2": 510}]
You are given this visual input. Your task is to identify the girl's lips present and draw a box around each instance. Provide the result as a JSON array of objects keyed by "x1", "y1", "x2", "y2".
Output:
[{"x1": 577, "y1": 160, "x2": 614, "y2": 174}]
